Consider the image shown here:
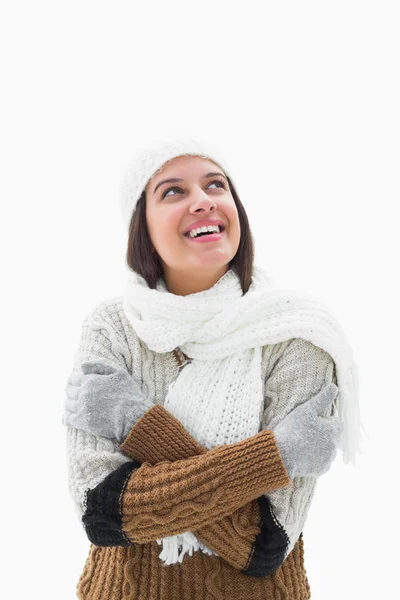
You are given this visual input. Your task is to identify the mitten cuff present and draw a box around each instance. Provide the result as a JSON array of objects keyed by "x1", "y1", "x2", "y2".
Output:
[{"x1": 120, "y1": 404, "x2": 205, "y2": 462}]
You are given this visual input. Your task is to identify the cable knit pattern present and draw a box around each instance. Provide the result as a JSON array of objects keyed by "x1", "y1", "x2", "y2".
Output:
[
  {"x1": 76, "y1": 538, "x2": 311, "y2": 600},
  {"x1": 118, "y1": 428, "x2": 289, "y2": 543},
  {"x1": 65, "y1": 295, "x2": 349, "y2": 598},
  {"x1": 121, "y1": 264, "x2": 362, "y2": 562},
  {"x1": 122, "y1": 264, "x2": 362, "y2": 464},
  {"x1": 120, "y1": 403, "x2": 288, "y2": 575},
  {"x1": 66, "y1": 428, "x2": 131, "y2": 521},
  {"x1": 261, "y1": 337, "x2": 339, "y2": 557}
]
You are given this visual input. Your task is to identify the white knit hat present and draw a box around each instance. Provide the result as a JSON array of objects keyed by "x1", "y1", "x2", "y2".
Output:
[{"x1": 119, "y1": 135, "x2": 236, "y2": 232}]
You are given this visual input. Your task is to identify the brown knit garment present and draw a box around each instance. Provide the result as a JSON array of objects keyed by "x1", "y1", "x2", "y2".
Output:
[
  {"x1": 77, "y1": 536, "x2": 311, "y2": 600},
  {"x1": 121, "y1": 414, "x2": 290, "y2": 544},
  {"x1": 120, "y1": 404, "x2": 272, "y2": 570},
  {"x1": 77, "y1": 405, "x2": 312, "y2": 599}
]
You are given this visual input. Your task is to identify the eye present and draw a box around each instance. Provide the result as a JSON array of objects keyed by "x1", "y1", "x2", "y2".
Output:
[
  {"x1": 162, "y1": 186, "x2": 182, "y2": 199},
  {"x1": 208, "y1": 179, "x2": 226, "y2": 190},
  {"x1": 161, "y1": 179, "x2": 226, "y2": 199}
]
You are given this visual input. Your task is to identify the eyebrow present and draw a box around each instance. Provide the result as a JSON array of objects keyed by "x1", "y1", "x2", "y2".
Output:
[{"x1": 153, "y1": 172, "x2": 227, "y2": 195}]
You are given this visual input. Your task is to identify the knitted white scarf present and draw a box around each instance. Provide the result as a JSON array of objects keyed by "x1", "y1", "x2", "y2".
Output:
[{"x1": 122, "y1": 264, "x2": 364, "y2": 565}]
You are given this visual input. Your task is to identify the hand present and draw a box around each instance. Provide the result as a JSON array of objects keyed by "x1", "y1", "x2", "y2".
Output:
[
  {"x1": 272, "y1": 383, "x2": 344, "y2": 479},
  {"x1": 62, "y1": 359, "x2": 154, "y2": 442}
]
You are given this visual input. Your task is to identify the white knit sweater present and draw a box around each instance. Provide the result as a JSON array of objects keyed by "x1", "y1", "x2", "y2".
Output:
[{"x1": 65, "y1": 295, "x2": 338, "y2": 560}]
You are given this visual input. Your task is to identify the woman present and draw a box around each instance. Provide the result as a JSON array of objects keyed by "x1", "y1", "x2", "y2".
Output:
[{"x1": 63, "y1": 136, "x2": 363, "y2": 599}]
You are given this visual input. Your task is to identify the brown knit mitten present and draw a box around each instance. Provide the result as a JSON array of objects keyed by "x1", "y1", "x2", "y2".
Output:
[{"x1": 120, "y1": 404, "x2": 291, "y2": 572}]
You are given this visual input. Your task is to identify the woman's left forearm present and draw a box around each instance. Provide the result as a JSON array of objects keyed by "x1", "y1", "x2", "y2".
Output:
[{"x1": 119, "y1": 404, "x2": 284, "y2": 572}]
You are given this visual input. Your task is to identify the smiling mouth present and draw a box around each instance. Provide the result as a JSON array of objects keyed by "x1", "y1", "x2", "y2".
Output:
[
  {"x1": 184, "y1": 228, "x2": 226, "y2": 243},
  {"x1": 184, "y1": 226, "x2": 225, "y2": 239}
]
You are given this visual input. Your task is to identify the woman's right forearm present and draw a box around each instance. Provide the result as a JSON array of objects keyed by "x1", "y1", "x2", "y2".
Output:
[
  {"x1": 120, "y1": 404, "x2": 290, "y2": 572},
  {"x1": 84, "y1": 419, "x2": 292, "y2": 546}
]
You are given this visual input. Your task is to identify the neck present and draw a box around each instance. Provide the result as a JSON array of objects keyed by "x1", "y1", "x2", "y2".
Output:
[{"x1": 163, "y1": 266, "x2": 229, "y2": 296}]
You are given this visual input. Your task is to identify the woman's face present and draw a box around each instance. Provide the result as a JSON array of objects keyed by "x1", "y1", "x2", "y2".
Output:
[{"x1": 145, "y1": 154, "x2": 241, "y2": 295}]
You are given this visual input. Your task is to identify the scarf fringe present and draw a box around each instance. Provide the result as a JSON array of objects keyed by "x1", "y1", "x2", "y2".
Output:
[{"x1": 156, "y1": 532, "x2": 218, "y2": 565}]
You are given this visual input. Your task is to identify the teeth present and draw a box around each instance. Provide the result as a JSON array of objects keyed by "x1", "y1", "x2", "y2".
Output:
[{"x1": 188, "y1": 225, "x2": 221, "y2": 238}]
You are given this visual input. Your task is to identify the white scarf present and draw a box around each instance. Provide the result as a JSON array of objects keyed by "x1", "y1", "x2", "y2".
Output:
[{"x1": 122, "y1": 264, "x2": 365, "y2": 565}]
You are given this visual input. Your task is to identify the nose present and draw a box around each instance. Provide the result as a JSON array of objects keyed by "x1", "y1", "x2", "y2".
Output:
[{"x1": 190, "y1": 185, "x2": 217, "y2": 211}]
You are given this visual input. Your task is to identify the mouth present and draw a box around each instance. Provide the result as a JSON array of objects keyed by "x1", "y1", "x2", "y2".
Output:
[
  {"x1": 184, "y1": 225, "x2": 225, "y2": 238},
  {"x1": 184, "y1": 226, "x2": 226, "y2": 243}
]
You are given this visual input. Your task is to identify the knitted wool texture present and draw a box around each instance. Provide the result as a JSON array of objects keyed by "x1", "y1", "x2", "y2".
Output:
[
  {"x1": 119, "y1": 401, "x2": 289, "y2": 570},
  {"x1": 76, "y1": 535, "x2": 311, "y2": 600},
  {"x1": 122, "y1": 263, "x2": 365, "y2": 563},
  {"x1": 66, "y1": 134, "x2": 364, "y2": 592},
  {"x1": 65, "y1": 299, "x2": 351, "y2": 598}
]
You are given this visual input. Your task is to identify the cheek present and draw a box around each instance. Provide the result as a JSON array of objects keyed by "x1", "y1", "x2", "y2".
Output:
[
  {"x1": 148, "y1": 209, "x2": 182, "y2": 243},
  {"x1": 225, "y1": 204, "x2": 240, "y2": 230}
]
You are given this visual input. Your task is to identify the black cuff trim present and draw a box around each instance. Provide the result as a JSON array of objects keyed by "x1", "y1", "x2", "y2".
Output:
[
  {"x1": 82, "y1": 460, "x2": 141, "y2": 547},
  {"x1": 243, "y1": 495, "x2": 290, "y2": 578}
]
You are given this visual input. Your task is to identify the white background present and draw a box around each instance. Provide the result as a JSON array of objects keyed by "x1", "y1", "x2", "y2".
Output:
[{"x1": 2, "y1": 1, "x2": 398, "y2": 598}]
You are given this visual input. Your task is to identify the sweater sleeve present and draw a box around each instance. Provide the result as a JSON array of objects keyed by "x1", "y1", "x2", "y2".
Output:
[
  {"x1": 66, "y1": 425, "x2": 135, "y2": 539},
  {"x1": 117, "y1": 338, "x2": 338, "y2": 577},
  {"x1": 63, "y1": 301, "x2": 143, "y2": 544},
  {"x1": 257, "y1": 337, "x2": 339, "y2": 571},
  {"x1": 64, "y1": 302, "x2": 292, "y2": 548},
  {"x1": 83, "y1": 420, "x2": 291, "y2": 546},
  {"x1": 68, "y1": 300, "x2": 290, "y2": 546},
  {"x1": 119, "y1": 404, "x2": 281, "y2": 576}
]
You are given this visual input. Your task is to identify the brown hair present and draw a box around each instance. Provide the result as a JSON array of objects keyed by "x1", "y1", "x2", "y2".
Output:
[{"x1": 125, "y1": 176, "x2": 255, "y2": 295}]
